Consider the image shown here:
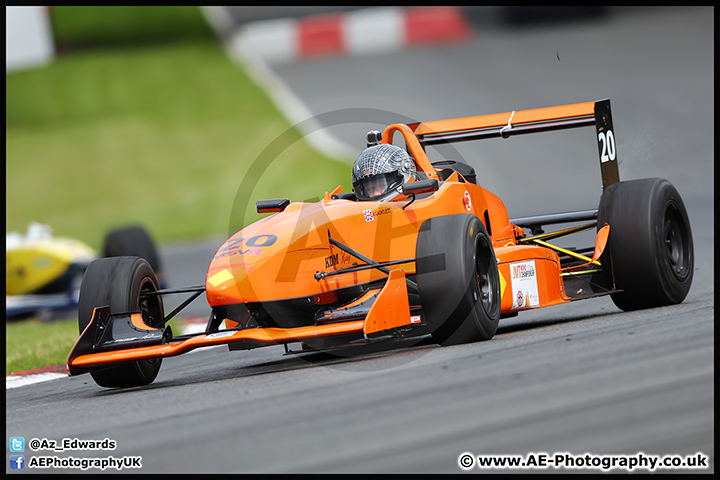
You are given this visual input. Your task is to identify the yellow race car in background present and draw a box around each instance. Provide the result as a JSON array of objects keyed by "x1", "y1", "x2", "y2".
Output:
[{"x1": 6, "y1": 223, "x2": 162, "y2": 321}]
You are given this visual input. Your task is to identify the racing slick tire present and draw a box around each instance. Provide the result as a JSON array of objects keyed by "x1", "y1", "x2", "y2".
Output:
[
  {"x1": 78, "y1": 256, "x2": 164, "y2": 388},
  {"x1": 416, "y1": 214, "x2": 501, "y2": 345},
  {"x1": 102, "y1": 225, "x2": 163, "y2": 280},
  {"x1": 597, "y1": 177, "x2": 693, "y2": 311}
]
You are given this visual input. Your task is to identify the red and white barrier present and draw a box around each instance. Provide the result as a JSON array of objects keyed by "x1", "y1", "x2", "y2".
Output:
[{"x1": 233, "y1": 7, "x2": 472, "y2": 64}]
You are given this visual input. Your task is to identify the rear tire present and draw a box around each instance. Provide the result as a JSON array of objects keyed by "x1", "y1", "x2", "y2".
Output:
[
  {"x1": 416, "y1": 214, "x2": 501, "y2": 345},
  {"x1": 597, "y1": 178, "x2": 693, "y2": 311},
  {"x1": 102, "y1": 226, "x2": 162, "y2": 279},
  {"x1": 78, "y1": 256, "x2": 164, "y2": 388}
]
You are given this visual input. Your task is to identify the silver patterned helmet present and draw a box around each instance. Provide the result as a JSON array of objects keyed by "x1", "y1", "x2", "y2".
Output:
[{"x1": 351, "y1": 144, "x2": 417, "y2": 201}]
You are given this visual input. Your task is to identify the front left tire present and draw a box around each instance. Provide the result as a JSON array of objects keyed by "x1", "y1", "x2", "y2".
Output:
[{"x1": 416, "y1": 214, "x2": 501, "y2": 345}]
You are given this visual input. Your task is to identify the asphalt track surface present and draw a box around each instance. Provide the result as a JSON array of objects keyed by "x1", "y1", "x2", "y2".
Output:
[{"x1": 6, "y1": 7, "x2": 713, "y2": 474}]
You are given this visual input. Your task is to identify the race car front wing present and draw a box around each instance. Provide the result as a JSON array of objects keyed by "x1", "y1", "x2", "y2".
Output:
[{"x1": 66, "y1": 267, "x2": 419, "y2": 376}]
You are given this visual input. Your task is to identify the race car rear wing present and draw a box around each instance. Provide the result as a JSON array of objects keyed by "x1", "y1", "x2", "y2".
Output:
[{"x1": 406, "y1": 99, "x2": 620, "y2": 190}]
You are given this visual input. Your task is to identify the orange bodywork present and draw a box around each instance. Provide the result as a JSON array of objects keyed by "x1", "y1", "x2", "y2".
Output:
[
  {"x1": 70, "y1": 321, "x2": 366, "y2": 369},
  {"x1": 68, "y1": 100, "x2": 613, "y2": 374},
  {"x1": 205, "y1": 176, "x2": 517, "y2": 307}
]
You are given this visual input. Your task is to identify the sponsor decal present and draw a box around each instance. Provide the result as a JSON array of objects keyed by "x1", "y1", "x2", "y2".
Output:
[
  {"x1": 324, "y1": 252, "x2": 354, "y2": 269},
  {"x1": 510, "y1": 260, "x2": 540, "y2": 309},
  {"x1": 214, "y1": 249, "x2": 261, "y2": 258},
  {"x1": 363, "y1": 207, "x2": 391, "y2": 222},
  {"x1": 410, "y1": 315, "x2": 421, "y2": 324},
  {"x1": 205, "y1": 331, "x2": 235, "y2": 340},
  {"x1": 325, "y1": 253, "x2": 339, "y2": 268},
  {"x1": 107, "y1": 334, "x2": 161, "y2": 344},
  {"x1": 463, "y1": 190, "x2": 472, "y2": 211},
  {"x1": 214, "y1": 234, "x2": 276, "y2": 259}
]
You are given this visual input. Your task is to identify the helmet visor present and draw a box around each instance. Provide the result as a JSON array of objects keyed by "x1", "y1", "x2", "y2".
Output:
[{"x1": 353, "y1": 171, "x2": 404, "y2": 201}]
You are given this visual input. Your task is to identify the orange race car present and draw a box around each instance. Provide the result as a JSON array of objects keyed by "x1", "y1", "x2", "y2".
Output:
[{"x1": 67, "y1": 99, "x2": 694, "y2": 388}]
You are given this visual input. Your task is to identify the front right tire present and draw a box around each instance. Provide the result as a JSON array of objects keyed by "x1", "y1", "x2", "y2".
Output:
[{"x1": 78, "y1": 256, "x2": 164, "y2": 388}]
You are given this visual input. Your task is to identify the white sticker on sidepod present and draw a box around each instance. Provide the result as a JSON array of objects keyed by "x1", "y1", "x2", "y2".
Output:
[{"x1": 509, "y1": 259, "x2": 540, "y2": 309}]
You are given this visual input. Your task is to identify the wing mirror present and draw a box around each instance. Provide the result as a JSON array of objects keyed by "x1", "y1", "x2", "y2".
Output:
[
  {"x1": 256, "y1": 198, "x2": 290, "y2": 214},
  {"x1": 401, "y1": 179, "x2": 439, "y2": 209},
  {"x1": 402, "y1": 178, "x2": 439, "y2": 196}
]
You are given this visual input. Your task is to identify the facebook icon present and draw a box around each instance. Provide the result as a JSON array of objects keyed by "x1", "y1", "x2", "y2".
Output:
[{"x1": 10, "y1": 455, "x2": 25, "y2": 470}]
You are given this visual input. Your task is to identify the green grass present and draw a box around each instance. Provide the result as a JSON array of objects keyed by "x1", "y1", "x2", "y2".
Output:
[
  {"x1": 6, "y1": 7, "x2": 353, "y2": 373},
  {"x1": 6, "y1": 318, "x2": 79, "y2": 374},
  {"x1": 5, "y1": 317, "x2": 187, "y2": 375},
  {"x1": 50, "y1": 6, "x2": 213, "y2": 48},
  {"x1": 6, "y1": 40, "x2": 352, "y2": 249}
]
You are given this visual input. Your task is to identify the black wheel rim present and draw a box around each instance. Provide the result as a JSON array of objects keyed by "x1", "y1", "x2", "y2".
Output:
[
  {"x1": 139, "y1": 277, "x2": 164, "y2": 329},
  {"x1": 664, "y1": 202, "x2": 691, "y2": 281},
  {"x1": 473, "y1": 235, "x2": 498, "y2": 316},
  {"x1": 137, "y1": 277, "x2": 163, "y2": 369}
]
